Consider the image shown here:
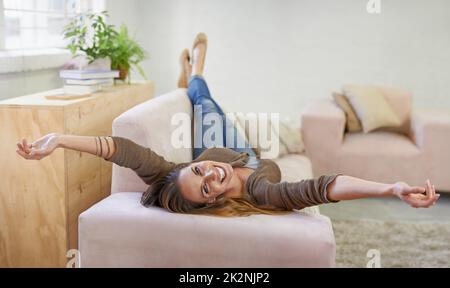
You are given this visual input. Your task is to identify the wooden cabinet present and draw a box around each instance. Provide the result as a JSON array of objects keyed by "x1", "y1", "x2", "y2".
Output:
[{"x1": 0, "y1": 82, "x2": 154, "y2": 267}]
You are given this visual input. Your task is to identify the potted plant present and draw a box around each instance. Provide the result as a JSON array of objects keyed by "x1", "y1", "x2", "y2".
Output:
[
  {"x1": 63, "y1": 11, "x2": 116, "y2": 67},
  {"x1": 63, "y1": 11, "x2": 148, "y2": 82},
  {"x1": 109, "y1": 25, "x2": 147, "y2": 81}
]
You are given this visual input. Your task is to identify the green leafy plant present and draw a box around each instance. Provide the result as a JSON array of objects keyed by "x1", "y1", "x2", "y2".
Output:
[
  {"x1": 109, "y1": 25, "x2": 147, "y2": 81},
  {"x1": 62, "y1": 11, "x2": 148, "y2": 81},
  {"x1": 63, "y1": 11, "x2": 117, "y2": 62}
]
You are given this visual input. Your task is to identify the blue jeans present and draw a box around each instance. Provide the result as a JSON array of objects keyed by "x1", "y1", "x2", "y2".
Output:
[{"x1": 187, "y1": 75, "x2": 256, "y2": 160}]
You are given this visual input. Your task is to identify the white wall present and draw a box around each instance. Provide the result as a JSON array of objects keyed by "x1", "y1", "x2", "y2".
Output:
[
  {"x1": 107, "y1": 0, "x2": 139, "y2": 39},
  {"x1": 0, "y1": 69, "x2": 62, "y2": 100},
  {"x1": 2, "y1": 0, "x2": 449, "y2": 118},
  {"x1": 132, "y1": 0, "x2": 183, "y2": 95},
  {"x1": 136, "y1": 0, "x2": 450, "y2": 121}
]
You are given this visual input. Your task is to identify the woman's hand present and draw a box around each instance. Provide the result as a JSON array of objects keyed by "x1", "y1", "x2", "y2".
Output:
[
  {"x1": 16, "y1": 133, "x2": 60, "y2": 160},
  {"x1": 393, "y1": 179, "x2": 440, "y2": 208}
]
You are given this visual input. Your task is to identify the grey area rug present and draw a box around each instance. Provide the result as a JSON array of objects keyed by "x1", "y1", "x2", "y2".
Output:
[{"x1": 332, "y1": 219, "x2": 450, "y2": 268}]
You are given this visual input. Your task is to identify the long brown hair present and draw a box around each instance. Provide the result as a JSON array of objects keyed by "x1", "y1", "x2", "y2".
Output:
[{"x1": 140, "y1": 164, "x2": 287, "y2": 217}]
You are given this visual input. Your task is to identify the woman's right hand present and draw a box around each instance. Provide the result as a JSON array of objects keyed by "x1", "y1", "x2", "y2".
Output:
[{"x1": 16, "y1": 133, "x2": 60, "y2": 160}]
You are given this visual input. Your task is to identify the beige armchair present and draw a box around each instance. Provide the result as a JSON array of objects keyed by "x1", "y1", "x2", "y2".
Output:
[{"x1": 301, "y1": 86, "x2": 450, "y2": 192}]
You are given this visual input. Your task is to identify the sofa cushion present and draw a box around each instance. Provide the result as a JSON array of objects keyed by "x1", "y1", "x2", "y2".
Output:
[
  {"x1": 231, "y1": 113, "x2": 305, "y2": 159},
  {"x1": 338, "y1": 132, "x2": 423, "y2": 185},
  {"x1": 277, "y1": 120, "x2": 305, "y2": 155},
  {"x1": 332, "y1": 92, "x2": 363, "y2": 133},
  {"x1": 233, "y1": 112, "x2": 278, "y2": 159},
  {"x1": 341, "y1": 131, "x2": 420, "y2": 156},
  {"x1": 375, "y1": 86, "x2": 412, "y2": 135},
  {"x1": 343, "y1": 84, "x2": 402, "y2": 133},
  {"x1": 79, "y1": 192, "x2": 336, "y2": 267}
]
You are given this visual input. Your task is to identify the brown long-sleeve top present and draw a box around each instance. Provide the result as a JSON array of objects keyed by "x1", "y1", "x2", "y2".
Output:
[{"x1": 108, "y1": 136, "x2": 340, "y2": 210}]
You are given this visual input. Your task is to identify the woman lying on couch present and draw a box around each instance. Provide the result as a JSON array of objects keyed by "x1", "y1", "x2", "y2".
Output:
[{"x1": 16, "y1": 33, "x2": 439, "y2": 217}]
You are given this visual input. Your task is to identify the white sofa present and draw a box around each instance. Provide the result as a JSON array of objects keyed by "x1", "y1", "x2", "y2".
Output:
[{"x1": 78, "y1": 89, "x2": 336, "y2": 267}]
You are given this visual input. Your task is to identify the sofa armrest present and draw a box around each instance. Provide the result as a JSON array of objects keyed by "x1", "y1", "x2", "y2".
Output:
[
  {"x1": 410, "y1": 110, "x2": 450, "y2": 190},
  {"x1": 411, "y1": 110, "x2": 450, "y2": 151},
  {"x1": 302, "y1": 100, "x2": 345, "y2": 155},
  {"x1": 301, "y1": 100, "x2": 346, "y2": 148},
  {"x1": 301, "y1": 100, "x2": 345, "y2": 175},
  {"x1": 111, "y1": 88, "x2": 193, "y2": 194}
]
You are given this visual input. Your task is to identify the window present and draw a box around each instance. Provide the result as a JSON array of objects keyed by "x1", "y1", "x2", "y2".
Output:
[{"x1": 1, "y1": 0, "x2": 105, "y2": 51}]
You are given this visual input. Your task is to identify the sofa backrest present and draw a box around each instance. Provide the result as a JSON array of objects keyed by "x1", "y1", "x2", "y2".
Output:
[{"x1": 111, "y1": 88, "x2": 193, "y2": 194}]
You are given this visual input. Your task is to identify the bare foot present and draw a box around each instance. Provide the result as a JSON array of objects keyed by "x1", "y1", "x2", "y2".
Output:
[
  {"x1": 192, "y1": 33, "x2": 208, "y2": 76},
  {"x1": 177, "y1": 49, "x2": 191, "y2": 88}
]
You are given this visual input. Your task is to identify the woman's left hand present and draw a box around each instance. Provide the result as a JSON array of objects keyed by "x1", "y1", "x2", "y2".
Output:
[{"x1": 393, "y1": 179, "x2": 440, "y2": 208}]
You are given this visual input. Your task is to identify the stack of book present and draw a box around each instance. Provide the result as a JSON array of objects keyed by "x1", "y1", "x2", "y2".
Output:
[{"x1": 59, "y1": 70, "x2": 120, "y2": 96}]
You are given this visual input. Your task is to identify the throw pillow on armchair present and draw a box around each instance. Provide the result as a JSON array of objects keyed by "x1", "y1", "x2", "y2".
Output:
[
  {"x1": 332, "y1": 92, "x2": 363, "y2": 133},
  {"x1": 342, "y1": 84, "x2": 402, "y2": 133}
]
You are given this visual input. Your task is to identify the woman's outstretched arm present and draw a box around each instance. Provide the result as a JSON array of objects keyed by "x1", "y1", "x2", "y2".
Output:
[
  {"x1": 16, "y1": 133, "x2": 177, "y2": 185},
  {"x1": 16, "y1": 133, "x2": 114, "y2": 160},
  {"x1": 251, "y1": 174, "x2": 440, "y2": 210},
  {"x1": 327, "y1": 175, "x2": 440, "y2": 208}
]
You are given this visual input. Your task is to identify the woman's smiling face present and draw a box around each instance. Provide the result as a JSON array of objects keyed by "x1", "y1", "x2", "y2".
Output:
[{"x1": 177, "y1": 160, "x2": 242, "y2": 204}]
